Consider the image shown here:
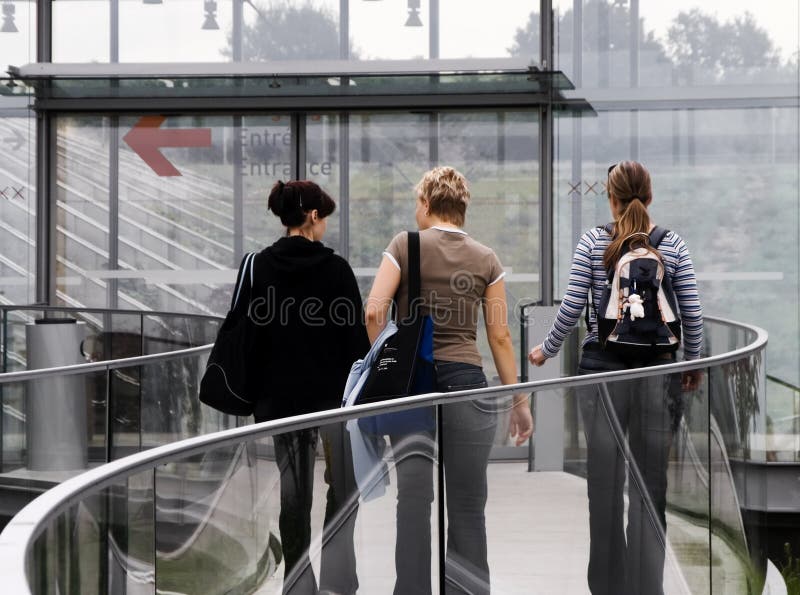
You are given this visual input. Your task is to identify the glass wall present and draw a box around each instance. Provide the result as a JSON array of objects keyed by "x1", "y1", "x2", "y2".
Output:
[
  {"x1": 43, "y1": 0, "x2": 541, "y2": 64},
  {"x1": 552, "y1": 0, "x2": 800, "y2": 574},
  {"x1": 53, "y1": 109, "x2": 539, "y2": 375},
  {"x1": 0, "y1": 0, "x2": 36, "y2": 306}
]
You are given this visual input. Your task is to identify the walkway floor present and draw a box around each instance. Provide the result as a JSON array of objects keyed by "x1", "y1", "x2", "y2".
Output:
[{"x1": 254, "y1": 463, "x2": 749, "y2": 595}]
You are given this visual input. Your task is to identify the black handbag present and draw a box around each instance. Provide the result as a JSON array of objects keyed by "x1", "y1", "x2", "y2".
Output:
[
  {"x1": 356, "y1": 232, "x2": 436, "y2": 434},
  {"x1": 199, "y1": 252, "x2": 257, "y2": 416}
]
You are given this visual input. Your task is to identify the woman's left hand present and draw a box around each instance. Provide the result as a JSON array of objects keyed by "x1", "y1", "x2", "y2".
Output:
[
  {"x1": 509, "y1": 398, "x2": 534, "y2": 446},
  {"x1": 528, "y1": 345, "x2": 547, "y2": 367}
]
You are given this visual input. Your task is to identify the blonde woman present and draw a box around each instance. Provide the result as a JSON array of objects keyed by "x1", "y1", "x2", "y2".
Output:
[{"x1": 366, "y1": 166, "x2": 533, "y2": 595}]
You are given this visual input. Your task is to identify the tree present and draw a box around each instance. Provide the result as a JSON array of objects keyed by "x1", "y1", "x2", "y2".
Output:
[
  {"x1": 508, "y1": 1, "x2": 668, "y2": 64},
  {"x1": 667, "y1": 10, "x2": 782, "y2": 83},
  {"x1": 224, "y1": 2, "x2": 357, "y2": 61}
]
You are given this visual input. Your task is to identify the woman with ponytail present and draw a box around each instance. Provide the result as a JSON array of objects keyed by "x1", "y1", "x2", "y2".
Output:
[
  {"x1": 528, "y1": 161, "x2": 703, "y2": 595},
  {"x1": 241, "y1": 180, "x2": 368, "y2": 594}
]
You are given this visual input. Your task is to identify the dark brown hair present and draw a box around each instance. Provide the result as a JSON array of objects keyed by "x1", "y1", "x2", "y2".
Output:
[
  {"x1": 267, "y1": 180, "x2": 336, "y2": 228},
  {"x1": 603, "y1": 161, "x2": 658, "y2": 269}
]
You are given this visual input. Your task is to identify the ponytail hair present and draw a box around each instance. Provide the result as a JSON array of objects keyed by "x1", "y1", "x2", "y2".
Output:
[
  {"x1": 603, "y1": 161, "x2": 658, "y2": 269},
  {"x1": 267, "y1": 180, "x2": 336, "y2": 229}
]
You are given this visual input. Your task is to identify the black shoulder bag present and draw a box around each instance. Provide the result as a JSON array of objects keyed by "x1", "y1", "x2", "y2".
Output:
[
  {"x1": 354, "y1": 232, "x2": 436, "y2": 435},
  {"x1": 199, "y1": 252, "x2": 257, "y2": 416}
]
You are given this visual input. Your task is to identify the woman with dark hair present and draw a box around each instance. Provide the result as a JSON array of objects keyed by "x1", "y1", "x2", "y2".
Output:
[
  {"x1": 241, "y1": 180, "x2": 369, "y2": 595},
  {"x1": 529, "y1": 161, "x2": 703, "y2": 595}
]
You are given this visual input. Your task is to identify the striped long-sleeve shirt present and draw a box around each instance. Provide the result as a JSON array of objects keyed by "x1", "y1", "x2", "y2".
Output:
[{"x1": 541, "y1": 227, "x2": 704, "y2": 361}]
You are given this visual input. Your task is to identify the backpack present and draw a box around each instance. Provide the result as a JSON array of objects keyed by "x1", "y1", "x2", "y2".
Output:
[{"x1": 587, "y1": 224, "x2": 682, "y2": 359}]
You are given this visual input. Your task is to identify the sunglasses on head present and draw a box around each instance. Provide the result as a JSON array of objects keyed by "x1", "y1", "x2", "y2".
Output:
[{"x1": 608, "y1": 163, "x2": 617, "y2": 176}]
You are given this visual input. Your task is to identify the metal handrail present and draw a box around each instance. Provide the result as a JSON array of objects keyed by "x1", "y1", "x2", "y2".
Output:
[
  {"x1": 0, "y1": 304, "x2": 222, "y2": 322},
  {"x1": 0, "y1": 305, "x2": 221, "y2": 383},
  {"x1": 0, "y1": 316, "x2": 767, "y2": 594},
  {"x1": 0, "y1": 344, "x2": 214, "y2": 384}
]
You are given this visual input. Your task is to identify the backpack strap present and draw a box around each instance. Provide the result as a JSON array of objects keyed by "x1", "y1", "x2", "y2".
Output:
[
  {"x1": 648, "y1": 226, "x2": 669, "y2": 249},
  {"x1": 585, "y1": 225, "x2": 613, "y2": 333}
]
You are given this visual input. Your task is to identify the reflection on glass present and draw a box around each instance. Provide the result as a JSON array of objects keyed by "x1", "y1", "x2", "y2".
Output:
[
  {"x1": 306, "y1": 114, "x2": 342, "y2": 254},
  {"x1": 348, "y1": 112, "x2": 431, "y2": 293},
  {"x1": 563, "y1": 367, "x2": 744, "y2": 594},
  {"x1": 116, "y1": 114, "x2": 233, "y2": 315},
  {"x1": 56, "y1": 116, "x2": 112, "y2": 308},
  {"x1": 241, "y1": 114, "x2": 293, "y2": 257},
  {"x1": 155, "y1": 441, "x2": 275, "y2": 594},
  {"x1": 555, "y1": 106, "x2": 799, "y2": 472},
  {"x1": 555, "y1": 0, "x2": 797, "y2": 89},
  {"x1": 0, "y1": 114, "x2": 35, "y2": 305}
]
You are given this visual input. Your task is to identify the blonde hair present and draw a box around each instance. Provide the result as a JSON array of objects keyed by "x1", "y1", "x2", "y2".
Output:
[
  {"x1": 603, "y1": 161, "x2": 658, "y2": 269},
  {"x1": 415, "y1": 166, "x2": 470, "y2": 227}
]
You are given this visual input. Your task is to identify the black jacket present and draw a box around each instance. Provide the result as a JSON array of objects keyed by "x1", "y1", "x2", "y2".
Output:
[{"x1": 235, "y1": 236, "x2": 369, "y2": 421}]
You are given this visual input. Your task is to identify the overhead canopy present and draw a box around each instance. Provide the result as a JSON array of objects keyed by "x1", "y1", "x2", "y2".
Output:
[{"x1": 5, "y1": 58, "x2": 594, "y2": 113}]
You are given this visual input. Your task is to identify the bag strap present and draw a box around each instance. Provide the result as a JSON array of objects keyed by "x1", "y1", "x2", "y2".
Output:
[
  {"x1": 231, "y1": 252, "x2": 255, "y2": 311},
  {"x1": 407, "y1": 231, "x2": 421, "y2": 318},
  {"x1": 649, "y1": 225, "x2": 669, "y2": 249}
]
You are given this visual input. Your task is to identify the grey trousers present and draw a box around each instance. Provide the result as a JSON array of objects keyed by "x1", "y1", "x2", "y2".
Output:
[
  {"x1": 389, "y1": 361, "x2": 498, "y2": 595},
  {"x1": 577, "y1": 344, "x2": 682, "y2": 595}
]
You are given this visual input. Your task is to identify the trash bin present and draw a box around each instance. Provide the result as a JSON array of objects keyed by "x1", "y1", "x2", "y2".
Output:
[{"x1": 25, "y1": 318, "x2": 88, "y2": 471}]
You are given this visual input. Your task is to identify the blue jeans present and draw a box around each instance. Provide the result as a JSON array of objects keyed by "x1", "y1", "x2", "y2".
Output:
[
  {"x1": 577, "y1": 344, "x2": 682, "y2": 595},
  {"x1": 389, "y1": 361, "x2": 497, "y2": 595}
]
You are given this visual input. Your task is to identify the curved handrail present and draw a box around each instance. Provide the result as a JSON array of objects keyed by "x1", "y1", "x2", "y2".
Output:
[
  {"x1": 0, "y1": 316, "x2": 767, "y2": 594},
  {"x1": 0, "y1": 305, "x2": 221, "y2": 383}
]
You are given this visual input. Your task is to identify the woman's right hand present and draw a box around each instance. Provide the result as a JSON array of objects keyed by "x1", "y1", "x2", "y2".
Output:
[{"x1": 528, "y1": 344, "x2": 547, "y2": 367}]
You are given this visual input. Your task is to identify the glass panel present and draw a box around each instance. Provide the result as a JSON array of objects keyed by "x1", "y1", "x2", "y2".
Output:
[
  {"x1": 27, "y1": 471, "x2": 155, "y2": 595},
  {"x1": 108, "y1": 470, "x2": 156, "y2": 594},
  {"x1": 37, "y1": 71, "x2": 570, "y2": 101},
  {"x1": 0, "y1": 108, "x2": 35, "y2": 306},
  {"x1": 555, "y1": 0, "x2": 798, "y2": 89},
  {"x1": 566, "y1": 369, "x2": 710, "y2": 593},
  {"x1": 119, "y1": 0, "x2": 233, "y2": 62},
  {"x1": 438, "y1": 111, "x2": 539, "y2": 375},
  {"x1": 286, "y1": 417, "x2": 441, "y2": 593},
  {"x1": 138, "y1": 350, "x2": 227, "y2": 450},
  {"x1": 1, "y1": 379, "x2": 26, "y2": 474},
  {"x1": 350, "y1": 0, "x2": 430, "y2": 60},
  {"x1": 56, "y1": 116, "x2": 112, "y2": 308},
  {"x1": 154, "y1": 441, "x2": 266, "y2": 594},
  {"x1": 0, "y1": 0, "x2": 36, "y2": 67},
  {"x1": 306, "y1": 113, "x2": 343, "y2": 254},
  {"x1": 31, "y1": 491, "x2": 107, "y2": 594},
  {"x1": 241, "y1": 114, "x2": 293, "y2": 256},
  {"x1": 241, "y1": 0, "x2": 341, "y2": 62},
  {"x1": 440, "y1": 0, "x2": 540, "y2": 61},
  {"x1": 347, "y1": 112, "x2": 431, "y2": 294},
  {"x1": 116, "y1": 114, "x2": 233, "y2": 315},
  {"x1": 53, "y1": 0, "x2": 110, "y2": 62},
  {"x1": 555, "y1": 106, "x2": 800, "y2": 456}
]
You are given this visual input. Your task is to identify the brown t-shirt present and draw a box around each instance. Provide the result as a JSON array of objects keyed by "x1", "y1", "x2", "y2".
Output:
[{"x1": 384, "y1": 227, "x2": 505, "y2": 367}]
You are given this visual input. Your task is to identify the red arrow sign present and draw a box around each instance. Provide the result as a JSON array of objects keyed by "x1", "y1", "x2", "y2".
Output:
[{"x1": 123, "y1": 116, "x2": 212, "y2": 177}]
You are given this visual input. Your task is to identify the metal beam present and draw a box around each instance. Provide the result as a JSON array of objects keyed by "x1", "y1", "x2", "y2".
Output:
[
  {"x1": 31, "y1": 93, "x2": 562, "y2": 113},
  {"x1": 34, "y1": 0, "x2": 52, "y2": 304},
  {"x1": 11, "y1": 58, "x2": 534, "y2": 79},
  {"x1": 539, "y1": 0, "x2": 554, "y2": 307}
]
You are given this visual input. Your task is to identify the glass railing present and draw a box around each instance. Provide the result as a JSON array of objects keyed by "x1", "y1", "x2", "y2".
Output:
[
  {"x1": 0, "y1": 316, "x2": 778, "y2": 594},
  {"x1": 0, "y1": 306, "x2": 229, "y2": 533}
]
